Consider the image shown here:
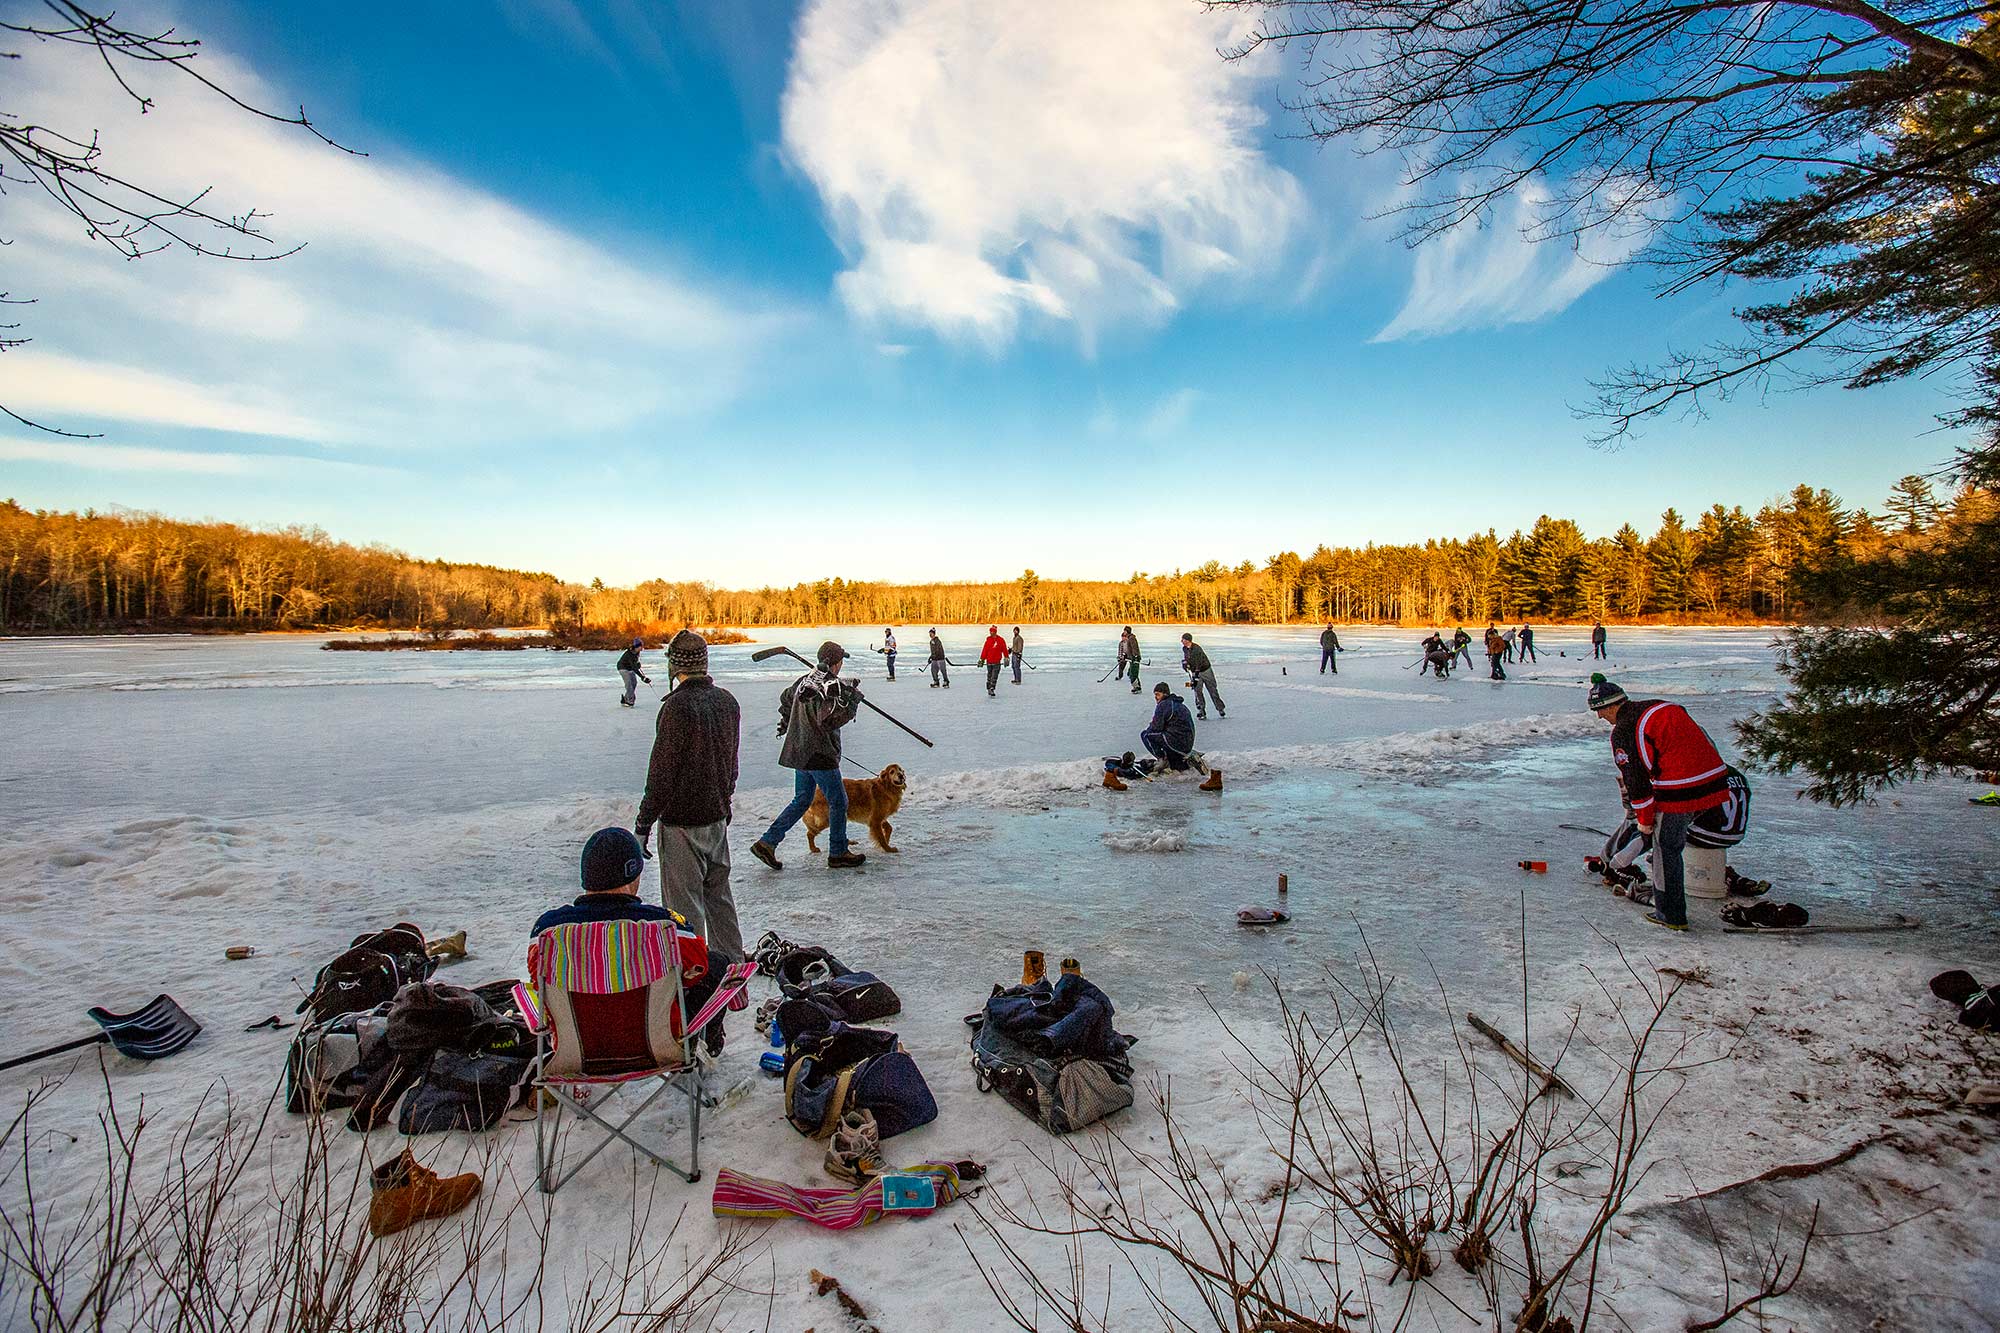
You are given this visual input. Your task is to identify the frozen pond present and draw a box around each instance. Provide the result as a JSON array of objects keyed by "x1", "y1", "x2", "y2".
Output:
[{"x1": 3, "y1": 624, "x2": 1997, "y2": 1329}]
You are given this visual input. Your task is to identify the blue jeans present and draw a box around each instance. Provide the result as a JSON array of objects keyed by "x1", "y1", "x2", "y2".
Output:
[
  {"x1": 1141, "y1": 730, "x2": 1190, "y2": 771},
  {"x1": 762, "y1": 768, "x2": 848, "y2": 855},
  {"x1": 1012, "y1": 654, "x2": 1022, "y2": 683},
  {"x1": 885, "y1": 650, "x2": 896, "y2": 679},
  {"x1": 1652, "y1": 811, "x2": 1694, "y2": 925}
]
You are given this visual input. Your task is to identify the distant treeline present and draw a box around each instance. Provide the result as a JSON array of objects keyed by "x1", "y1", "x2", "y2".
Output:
[{"x1": 2, "y1": 477, "x2": 1988, "y2": 633}]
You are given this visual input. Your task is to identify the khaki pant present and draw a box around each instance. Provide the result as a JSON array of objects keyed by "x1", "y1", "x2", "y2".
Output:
[{"x1": 653, "y1": 821, "x2": 743, "y2": 963}]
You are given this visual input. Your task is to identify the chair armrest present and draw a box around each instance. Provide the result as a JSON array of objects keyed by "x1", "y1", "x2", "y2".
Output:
[
  {"x1": 512, "y1": 981, "x2": 548, "y2": 1033},
  {"x1": 684, "y1": 962, "x2": 757, "y2": 1037}
]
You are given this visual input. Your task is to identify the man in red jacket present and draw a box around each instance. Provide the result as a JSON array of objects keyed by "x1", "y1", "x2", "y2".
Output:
[
  {"x1": 979, "y1": 625, "x2": 1009, "y2": 697},
  {"x1": 1588, "y1": 674, "x2": 1728, "y2": 932}
]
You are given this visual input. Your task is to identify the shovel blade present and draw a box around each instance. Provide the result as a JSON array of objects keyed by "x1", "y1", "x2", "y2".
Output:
[{"x1": 86, "y1": 994, "x2": 202, "y2": 1061}]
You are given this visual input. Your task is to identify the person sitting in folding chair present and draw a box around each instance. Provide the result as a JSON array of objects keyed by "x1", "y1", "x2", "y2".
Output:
[{"x1": 520, "y1": 827, "x2": 756, "y2": 1193}]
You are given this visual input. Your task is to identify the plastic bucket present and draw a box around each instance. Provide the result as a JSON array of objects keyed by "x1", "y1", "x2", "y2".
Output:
[{"x1": 1653, "y1": 843, "x2": 1728, "y2": 900}]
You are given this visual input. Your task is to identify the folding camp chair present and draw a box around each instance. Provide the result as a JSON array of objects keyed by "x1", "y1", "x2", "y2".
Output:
[{"x1": 518, "y1": 918, "x2": 756, "y2": 1193}]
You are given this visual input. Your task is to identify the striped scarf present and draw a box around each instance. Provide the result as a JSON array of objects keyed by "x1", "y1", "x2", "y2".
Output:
[{"x1": 711, "y1": 1161, "x2": 980, "y2": 1230}]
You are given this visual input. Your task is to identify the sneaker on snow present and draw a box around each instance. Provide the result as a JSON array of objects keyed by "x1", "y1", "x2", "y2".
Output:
[
  {"x1": 751, "y1": 841, "x2": 783, "y2": 872},
  {"x1": 1643, "y1": 911, "x2": 1688, "y2": 932},
  {"x1": 827, "y1": 851, "x2": 867, "y2": 869}
]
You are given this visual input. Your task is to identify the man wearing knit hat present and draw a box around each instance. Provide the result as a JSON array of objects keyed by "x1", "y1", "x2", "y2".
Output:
[
  {"x1": 752, "y1": 640, "x2": 866, "y2": 870},
  {"x1": 1588, "y1": 674, "x2": 1729, "y2": 932},
  {"x1": 634, "y1": 629, "x2": 745, "y2": 961}
]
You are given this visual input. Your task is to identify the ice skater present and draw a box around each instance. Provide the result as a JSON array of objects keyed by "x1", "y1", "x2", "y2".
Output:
[
  {"x1": 1484, "y1": 626, "x2": 1507, "y2": 680},
  {"x1": 1501, "y1": 627, "x2": 1518, "y2": 662},
  {"x1": 927, "y1": 629, "x2": 949, "y2": 688},
  {"x1": 880, "y1": 627, "x2": 897, "y2": 680},
  {"x1": 616, "y1": 638, "x2": 651, "y2": 708},
  {"x1": 1011, "y1": 626, "x2": 1026, "y2": 684},
  {"x1": 1179, "y1": 633, "x2": 1225, "y2": 720},
  {"x1": 1115, "y1": 626, "x2": 1142, "y2": 693},
  {"x1": 1319, "y1": 625, "x2": 1341, "y2": 674},
  {"x1": 751, "y1": 641, "x2": 866, "y2": 871},
  {"x1": 1591, "y1": 621, "x2": 1608, "y2": 660},
  {"x1": 1519, "y1": 624, "x2": 1537, "y2": 663},
  {"x1": 979, "y1": 625, "x2": 1008, "y2": 696},
  {"x1": 1452, "y1": 628, "x2": 1475, "y2": 672},
  {"x1": 1587, "y1": 674, "x2": 1731, "y2": 931}
]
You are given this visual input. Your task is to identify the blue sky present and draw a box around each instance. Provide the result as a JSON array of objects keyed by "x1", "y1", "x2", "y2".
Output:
[{"x1": 0, "y1": 0, "x2": 1966, "y2": 587}]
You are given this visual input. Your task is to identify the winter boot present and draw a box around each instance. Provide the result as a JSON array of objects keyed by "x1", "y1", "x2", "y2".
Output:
[
  {"x1": 1022, "y1": 950, "x2": 1046, "y2": 986},
  {"x1": 425, "y1": 930, "x2": 467, "y2": 962},
  {"x1": 827, "y1": 850, "x2": 867, "y2": 869},
  {"x1": 751, "y1": 841, "x2": 783, "y2": 871},
  {"x1": 1059, "y1": 956, "x2": 1081, "y2": 978},
  {"x1": 368, "y1": 1149, "x2": 480, "y2": 1238},
  {"x1": 1102, "y1": 770, "x2": 1129, "y2": 791},
  {"x1": 1199, "y1": 768, "x2": 1223, "y2": 792},
  {"x1": 824, "y1": 1109, "x2": 883, "y2": 1184}
]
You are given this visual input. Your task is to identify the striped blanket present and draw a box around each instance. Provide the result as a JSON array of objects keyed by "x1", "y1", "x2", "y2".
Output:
[{"x1": 711, "y1": 1160, "x2": 981, "y2": 1230}]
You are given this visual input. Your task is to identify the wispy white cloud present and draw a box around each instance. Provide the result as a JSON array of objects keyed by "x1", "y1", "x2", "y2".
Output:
[
  {"x1": 8, "y1": 34, "x2": 798, "y2": 449},
  {"x1": 0, "y1": 354, "x2": 338, "y2": 442},
  {"x1": 0, "y1": 437, "x2": 393, "y2": 476},
  {"x1": 1375, "y1": 180, "x2": 1657, "y2": 341},
  {"x1": 1142, "y1": 387, "x2": 1202, "y2": 438},
  {"x1": 781, "y1": 0, "x2": 1305, "y2": 350}
]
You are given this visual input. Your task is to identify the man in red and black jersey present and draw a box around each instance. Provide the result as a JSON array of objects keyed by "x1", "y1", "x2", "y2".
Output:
[{"x1": 1587, "y1": 674, "x2": 1729, "y2": 932}]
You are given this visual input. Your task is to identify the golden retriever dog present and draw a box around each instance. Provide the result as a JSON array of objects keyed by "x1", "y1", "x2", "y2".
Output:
[{"x1": 805, "y1": 764, "x2": 906, "y2": 854}]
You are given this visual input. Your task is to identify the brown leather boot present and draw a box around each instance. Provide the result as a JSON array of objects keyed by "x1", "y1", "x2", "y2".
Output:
[
  {"x1": 368, "y1": 1149, "x2": 481, "y2": 1238},
  {"x1": 1059, "y1": 957, "x2": 1081, "y2": 978},
  {"x1": 1199, "y1": 768, "x2": 1223, "y2": 792},
  {"x1": 1102, "y1": 770, "x2": 1128, "y2": 790},
  {"x1": 1021, "y1": 950, "x2": 1046, "y2": 986}
]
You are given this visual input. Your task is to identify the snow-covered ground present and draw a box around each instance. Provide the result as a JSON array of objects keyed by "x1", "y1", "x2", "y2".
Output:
[{"x1": 2, "y1": 625, "x2": 1996, "y2": 1329}]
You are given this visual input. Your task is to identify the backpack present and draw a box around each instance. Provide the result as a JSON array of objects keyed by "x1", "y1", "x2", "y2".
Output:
[
  {"x1": 298, "y1": 923, "x2": 435, "y2": 1024},
  {"x1": 781, "y1": 1009, "x2": 937, "y2": 1140},
  {"x1": 284, "y1": 1005, "x2": 391, "y2": 1113},
  {"x1": 970, "y1": 1017, "x2": 1133, "y2": 1134},
  {"x1": 772, "y1": 944, "x2": 902, "y2": 1022}
]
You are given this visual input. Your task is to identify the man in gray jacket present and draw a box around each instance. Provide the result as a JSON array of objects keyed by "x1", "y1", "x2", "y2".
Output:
[
  {"x1": 1180, "y1": 633, "x2": 1226, "y2": 720},
  {"x1": 634, "y1": 630, "x2": 743, "y2": 960},
  {"x1": 751, "y1": 641, "x2": 865, "y2": 870},
  {"x1": 1319, "y1": 625, "x2": 1341, "y2": 674}
]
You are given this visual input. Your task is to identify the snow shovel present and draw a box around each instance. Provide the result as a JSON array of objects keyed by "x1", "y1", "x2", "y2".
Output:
[
  {"x1": 748, "y1": 646, "x2": 935, "y2": 747},
  {"x1": 0, "y1": 994, "x2": 202, "y2": 1072}
]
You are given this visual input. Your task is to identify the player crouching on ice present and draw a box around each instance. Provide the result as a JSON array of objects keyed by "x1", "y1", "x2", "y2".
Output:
[
  {"x1": 1104, "y1": 683, "x2": 1220, "y2": 791},
  {"x1": 1585, "y1": 674, "x2": 1761, "y2": 930}
]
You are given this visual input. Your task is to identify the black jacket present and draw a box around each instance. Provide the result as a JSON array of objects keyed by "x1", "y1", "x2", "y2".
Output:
[
  {"x1": 636, "y1": 676, "x2": 740, "y2": 831},
  {"x1": 777, "y1": 670, "x2": 861, "y2": 770},
  {"x1": 927, "y1": 635, "x2": 946, "y2": 661},
  {"x1": 616, "y1": 646, "x2": 643, "y2": 674},
  {"x1": 1320, "y1": 629, "x2": 1340, "y2": 650},
  {"x1": 1181, "y1": 642, "x2": 1212, "y2": 675}
]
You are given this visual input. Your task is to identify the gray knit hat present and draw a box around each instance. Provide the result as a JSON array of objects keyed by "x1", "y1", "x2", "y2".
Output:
[
  {"x1": 667, "y1": 628, "x2": 708, "y2": 677},
  {"x1": 1586, "y1": 673, "x2": 1627, "y2": 711}
]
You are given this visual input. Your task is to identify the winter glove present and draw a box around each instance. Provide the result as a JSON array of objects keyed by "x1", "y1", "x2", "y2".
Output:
[{"x1": 635, "y1": 824, "x2": 654, "y2": 858}]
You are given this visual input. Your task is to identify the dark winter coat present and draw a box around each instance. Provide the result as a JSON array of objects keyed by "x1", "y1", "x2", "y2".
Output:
[
  {"x1": 1591, "y1": 624, "x2": 1607, "y2": 644},
  {"x1": 1144, "y1": 692, "x2": 1195, "y2": 755},
  {"x1": 1180, "y1": 641, "x2": 1212, "y2": 674},
  {"x1": 616, "y1": 646, "x2": 643, "y2": 674},
  {"x1": 636, "y1": 676, "x2": 740, "y2": 831},
  {"x1": 1320, "y1": 628, "x2": 1340, "y2": 651},
  {"x1": 927, "y1": 635, "x2": 946, "y2": 662},
  {"x1": 777, "y1": 671, "x2": 861, "y2": 771},
  {"x1": 984, "y1": 974, "x2": 1127, "y2": 1062},
  {"x1": 1609, "y1": 699, "x2": 1729, "y2": 822}
]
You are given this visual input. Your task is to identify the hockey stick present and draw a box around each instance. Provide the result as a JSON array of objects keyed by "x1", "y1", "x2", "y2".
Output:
[
  {"x1": 748, "y1": 646, "x2": 935, "y2": 747},
  {"x1": 1558, "y1": 823, "x2": 1613, "y2": 838}
]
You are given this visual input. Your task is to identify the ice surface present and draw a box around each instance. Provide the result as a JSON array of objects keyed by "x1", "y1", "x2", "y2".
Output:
[{"x1": 1, "y1": 624, "x2": 1996, "y2": 1328}]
